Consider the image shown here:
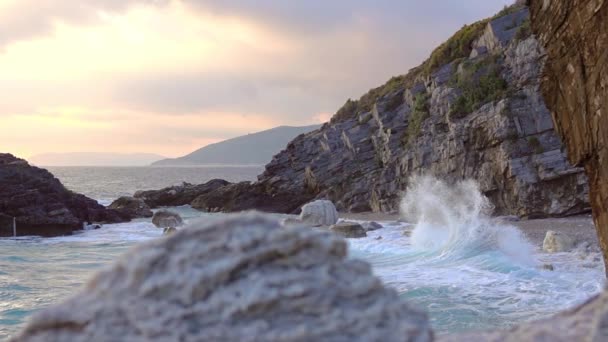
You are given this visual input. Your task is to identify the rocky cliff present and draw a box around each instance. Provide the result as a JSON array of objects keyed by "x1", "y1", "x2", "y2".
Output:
[
  {"x1": 194, "y1": 4, "x2": 589, "y2": 218},
  {"x1": 0, "y1": 153, "x2": 129, "y2": 237},
  {"x1": 529, "y1": 0, "x2": 608, "y2": 271}
]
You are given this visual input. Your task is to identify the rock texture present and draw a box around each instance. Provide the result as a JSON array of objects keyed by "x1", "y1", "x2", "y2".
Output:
[
  {"x1": 188, "y1": 5, "x2": 589, "y2": 219},
  {"x1": 108, "y1": 196, "x2": 153, "y2": 218},
  {"x1": 529, "y1": 0, "x2": 608, "y2": 271},
  {"x1": 12, "y1": 214, "x2": 431, "y2": 342},
  {"x1": 151, "y1": 210, "x2": 183, "y2": 228},
  {"x1": 0, "y1": 154, "x2": 129, "y2": 237},
  {"x1": 134, "y1": 179, "x2": 230, "y2": 208},
  {"x1": 299, "y1": 200, "x2": 339, "y2": 226},
  {"x1": 542, "y1": 230, "x2": 575, "y2": 253},
  {"x1": 330, "y1": 222, "x2": 367, "y2": 238}
]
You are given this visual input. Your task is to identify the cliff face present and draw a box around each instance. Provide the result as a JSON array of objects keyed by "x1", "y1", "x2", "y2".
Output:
[
  {"x1": 529, "y1": 0, "x2": 608, "y2": 271},
  {"x1": 247, "y1": 6, "x2": 589, "y2": 218},
  {"x1": 0, "y1": 153, "x2": 129, "y2": 237}
]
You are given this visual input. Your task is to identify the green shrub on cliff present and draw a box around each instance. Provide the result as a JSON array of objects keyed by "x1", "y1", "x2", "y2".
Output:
[
  {"x1": 449, "y1": 55, "x2": 508, "y2": 119},
  {"x1": 404, "y1": 92, "x2": 430, "y2": 147}
]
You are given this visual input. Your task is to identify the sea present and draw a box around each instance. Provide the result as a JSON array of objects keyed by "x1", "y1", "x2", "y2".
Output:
[{"x1": 0, "y1": 167, "x2": 604, "y2": 339}]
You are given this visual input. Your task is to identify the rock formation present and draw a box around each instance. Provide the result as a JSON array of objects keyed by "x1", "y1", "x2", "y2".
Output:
[
  {"x1": 108, "y1": 196, "x2": 153, "y2": 218},
  {"x1": 12, "y1": 214, "x2": 431, "y2": 342},
  {"x1": 135, "y1": 179, "x2": 230, "y2": 208},
  {"x1": 529, "y1": 0, "x2": 608, "y2": 271},
  {"x1": 186, "y1": 4, "x2": 589, "y2": 219},
  {"x1": 0, "y1": 153, "x2": 129, "y2": 237}
]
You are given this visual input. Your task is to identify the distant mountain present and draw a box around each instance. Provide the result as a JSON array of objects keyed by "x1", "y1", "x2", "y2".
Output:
[
  {"x1": 30, "y1": 152, "x2": 166, "y2": 166},
  {"x1": 152, "y1": 125, "x2": 321, "y2": 166}
]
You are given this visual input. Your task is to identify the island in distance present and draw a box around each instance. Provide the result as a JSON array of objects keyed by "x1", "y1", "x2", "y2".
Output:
[{"x1": 152, "y1": 124, "x2": 321, "y2": 166}]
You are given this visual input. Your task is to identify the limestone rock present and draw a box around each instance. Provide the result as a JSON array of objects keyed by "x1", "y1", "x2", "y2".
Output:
[
  {"x1": 299, "y1": 200, "x2": 339, "y2": 226},
  {"x1": 108, "y1": 196, "x2": 153, "y2": 218},
  {"x1": 542, "y1": 230, "x2": 576, "y2": 253},
  {"x1": 12, "y1": 214, "x2": 431, "y2": 342},
  {"x1": 0, "y1": 153, "x2": 129, "y2": 237},
  {"x1": 151, "y1": 210, "x2": 183, "y2": 228},
  {"x1": 530, "y1": 0, "x2": 608, "y2": 272},
  {"x1": 330, "y1": 222, "x2": 367, "y2": 238}
]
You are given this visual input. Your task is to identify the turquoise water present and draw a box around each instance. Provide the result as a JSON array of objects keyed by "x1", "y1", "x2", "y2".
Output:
[{"x1": 0, "y1": 169, "x2": 604, "y2": 339}]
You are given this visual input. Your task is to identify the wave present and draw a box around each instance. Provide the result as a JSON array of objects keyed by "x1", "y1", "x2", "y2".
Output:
[{"x1": 400, "y1": 176, "x2": 536, "y2": 267}]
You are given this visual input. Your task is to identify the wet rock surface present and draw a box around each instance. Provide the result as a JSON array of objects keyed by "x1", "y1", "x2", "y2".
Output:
[
  {"x1": 0, "y1": 153, "x2": 129, "y2": 237},
  {"x1": 134, "y1": 179, "x2": 230, "y2": 208},
  {"x1": 108, "y1": 196, "x2": 153, "y2": 218}
]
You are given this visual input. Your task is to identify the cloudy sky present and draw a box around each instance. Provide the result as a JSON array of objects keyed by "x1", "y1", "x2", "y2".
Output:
[{"x1": 0, "y1": 0, "x2": 511, "y2": 159}]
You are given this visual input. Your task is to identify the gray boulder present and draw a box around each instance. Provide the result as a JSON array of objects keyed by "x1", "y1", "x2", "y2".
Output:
[
  {"x1": 12, "y1": 214, "x2": 431, "y2": 342},
  {"x1": 543, "y1": 230, "x2": 576, "y2": 253},
  {"x1": 330, "y1": 222, "x2": 367, "y2": 239},
  {"x1": 108, "y1": 196, "x2": 153, "y2": 218},
  {"x1": 151, "y1": 210, "x2": 183, "y2": 228},
  {"x1": 299, "y1": 200, "x2": 339, "y2": 226}
]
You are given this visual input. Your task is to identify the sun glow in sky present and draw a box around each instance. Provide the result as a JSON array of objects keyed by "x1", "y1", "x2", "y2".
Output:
[{"x1": 0, "y1": 0, "x2": 511, "y2": 160}]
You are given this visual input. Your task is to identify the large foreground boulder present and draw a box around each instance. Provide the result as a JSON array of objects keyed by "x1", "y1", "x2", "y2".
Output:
[
  {"x1": 0, "y1": 153, "x2": 129, "y2": 237},
  {"x1": 12, "y1": 214, "x2": 431, "y2": 342},
  {"x1": 134, "y1": 179, "x2": 230, "y2": 208},
  {"x1": 530, "y1": 0, "x2": 608, "y2": 273},
  {"x1": 299, "y1": 200, "x2": 339, "y2": 226},
  {"x1": 108, "y1": 196, "x2": 153, "y2": 218}
]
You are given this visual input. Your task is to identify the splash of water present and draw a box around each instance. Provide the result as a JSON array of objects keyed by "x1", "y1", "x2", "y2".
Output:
[{"x1": 400, "y1": 176, "x2": 536, "y2": 266}]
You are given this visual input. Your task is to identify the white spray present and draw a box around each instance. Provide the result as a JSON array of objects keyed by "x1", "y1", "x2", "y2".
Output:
[{"x1": 400, "y1": 176, "x2": 536, "y2": 266}]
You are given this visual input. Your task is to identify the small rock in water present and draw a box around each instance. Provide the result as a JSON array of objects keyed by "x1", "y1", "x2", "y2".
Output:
[
  {"x1": 152, "y1": 210, "x2": 183, "y2": 228},
  {"x1": 330, "y1": 222, "x2": 367, "y2": 238},
  {"x1": 108, "y1": 196, "x2": 153, "y2": 218},
  {"x1": 403, "y1": 230, "x2": 412, "y2": 237},
  {"x1": 375, "y1": 236, "x2": 382, "y2": 240},
  {"x1": 299, "y1": 200, "x2": 339, "y2": 226},
  {"x1": 362, "y1": 221, "x2": 383, "y2": 231},
  {"x1": 543, "y1": 230, "x2": 576, "y2": 253},
  {"x1": 542, "y1": 264, "x2": 555, "y2": 271},
  {"x1": 280, "y1": 217, "x2": 303, "y2": 227}
]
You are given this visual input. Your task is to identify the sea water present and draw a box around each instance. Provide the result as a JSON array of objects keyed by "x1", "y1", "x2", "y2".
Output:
[{"x1": 0, "y1": 169, "x2": 604, "y2": 339}]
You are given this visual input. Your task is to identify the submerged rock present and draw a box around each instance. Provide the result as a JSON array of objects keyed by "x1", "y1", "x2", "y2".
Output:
[
  {"x1": 0, "y1": 153, "x2": 129, "y2": 237},
  {"x1": 299, "y1": 200, "x2": 339, "y2": 226},
  {"x1": 362, "y1": 221, "x2": 383, "y2": 231},
  {"x1": 108, "y1": 196, "x2": 153, "y2": 218},
  {"x1": 12, "y1": 214, "x2": 431, "y2": 342},
  {"x1": 543, "y1": 230, "x2": 576, "y2": 253},
  {"x1": 151, "y1": 210, "x2": 183, "y2": 228},
  {"x1": 330, "y1": 222, "x2": 367, "y2": 238}
]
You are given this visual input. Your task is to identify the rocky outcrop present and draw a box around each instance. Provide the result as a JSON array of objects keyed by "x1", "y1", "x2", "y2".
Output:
[
  {"x1": 299, "y1": 200, "x2": 339, "y2": 226},
  {"x1": 151, "y1": 210, "x2": 183, "y2": 228},
  {"x1": 0, "y1": 154, "x2": 129, "y2": 237},
  {"x1": 191, "y1": 5, "x2": 589, "y2": 218},
  {"x1": 529, "y1": 0, "x2": 608, "y2": 272},
  {"x1": 108, "y1": 196, "x2": 153, "y2": 218},
  {"x1": 190, "y1": 181, "x2": 306, "y2": 214},
  {"x1": 12, "y1": 214, "x2": 431, "y2": 342},
  {"x1": 134, "y1": 179, "x2": 230, "y2": 208}
]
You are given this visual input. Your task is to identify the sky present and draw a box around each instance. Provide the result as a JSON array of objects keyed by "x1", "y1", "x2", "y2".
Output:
[{"x1": 0, "y1": 0, "x2": 512, "y2": 159}]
